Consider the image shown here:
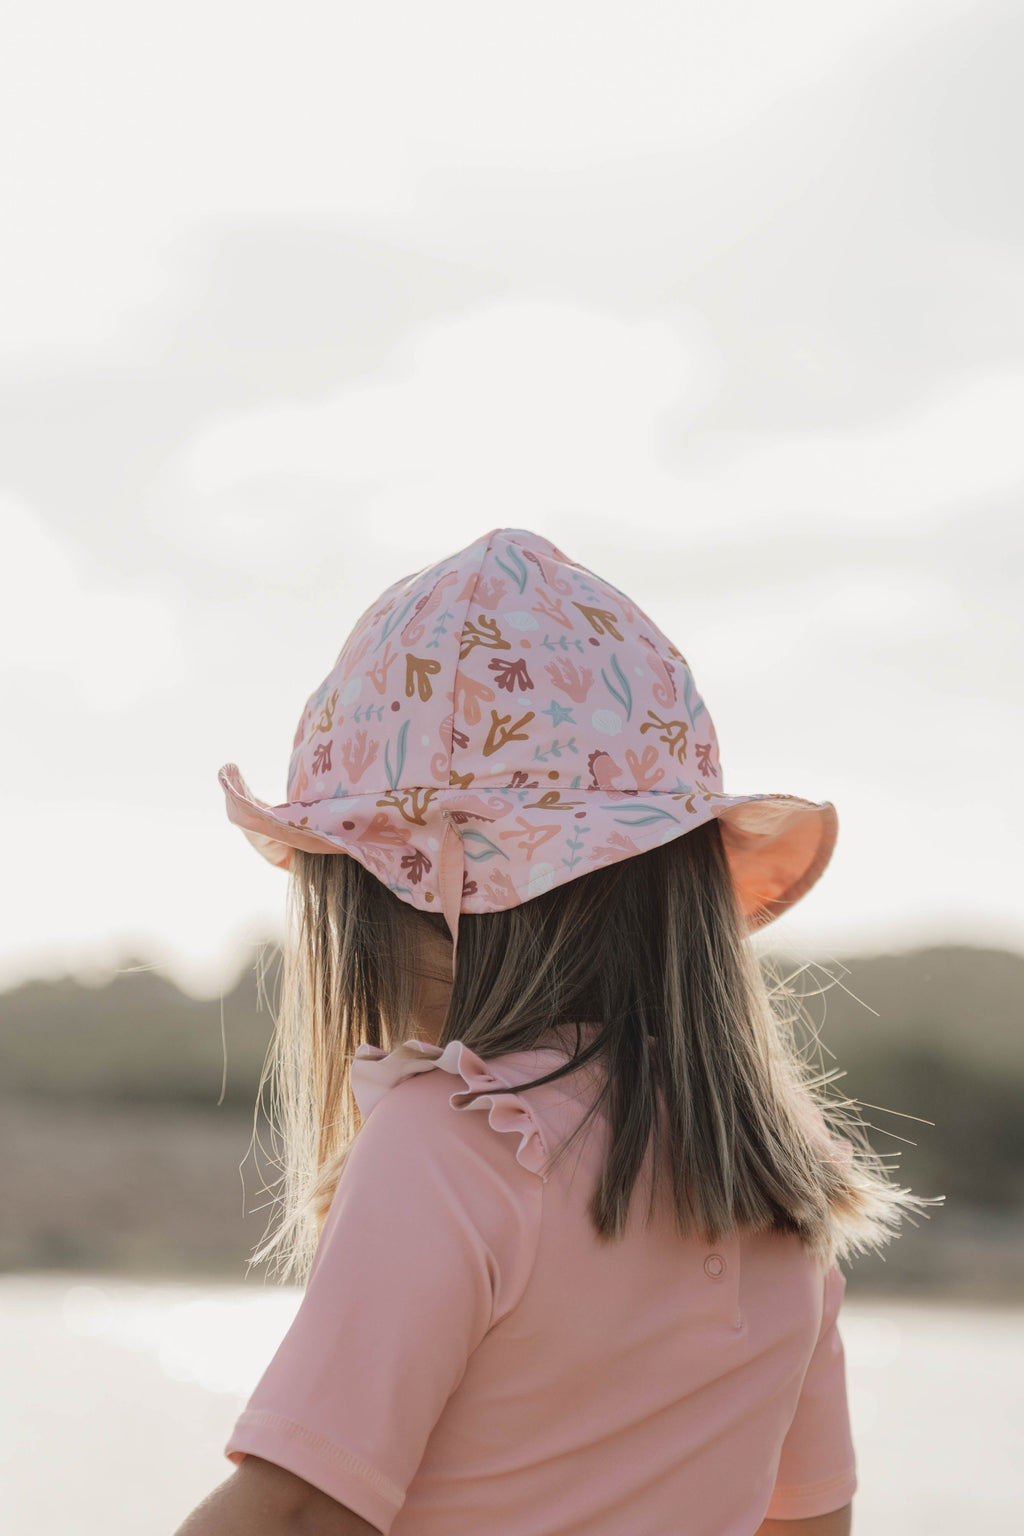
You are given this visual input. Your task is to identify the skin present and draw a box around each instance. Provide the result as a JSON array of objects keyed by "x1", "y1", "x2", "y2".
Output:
[
  {"x1": 174, "y1": 1459, "x2": 851, "y2": 1536},
  {"x1": 758, "y1": 1506, "x2": 853, "y2": 1535},
  {"x1": 174, "y1": 930, "x2": 853, "y2": 1535},
  {"x1": 172, "y1": 1455, "x2": 380, "y2": 1535}
]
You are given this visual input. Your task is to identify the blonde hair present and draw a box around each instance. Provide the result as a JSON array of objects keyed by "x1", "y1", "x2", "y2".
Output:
[{"x1": 247, "y1": 818, "x2": 936, "y2": 1284}]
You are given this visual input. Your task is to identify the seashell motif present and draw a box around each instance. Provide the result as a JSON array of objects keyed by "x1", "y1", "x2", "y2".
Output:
[{"x1": 591, "y1": 709, "x2": 624, "y2": 736}]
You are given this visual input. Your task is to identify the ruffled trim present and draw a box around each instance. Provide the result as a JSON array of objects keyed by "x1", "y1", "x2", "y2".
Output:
[{"x1": 350, "y1": 1038, "x2": 552, "y2": 1181}]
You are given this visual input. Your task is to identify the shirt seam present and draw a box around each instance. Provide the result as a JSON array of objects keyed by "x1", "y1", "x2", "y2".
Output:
[
  {"x1": 231, "y1": 1407, "x2": 405, "y2": 1509},
  {"x1": 771, "y1": 1466, "x2": 857, "y2": 1498}
]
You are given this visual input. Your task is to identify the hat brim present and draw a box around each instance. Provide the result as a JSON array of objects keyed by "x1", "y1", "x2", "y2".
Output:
[
  {"x1": 715, "y1": 795, "x2": 838, "y2": 931},
  {"x1": 219, "y1": 764, "x2": 836, "y2": 934}
]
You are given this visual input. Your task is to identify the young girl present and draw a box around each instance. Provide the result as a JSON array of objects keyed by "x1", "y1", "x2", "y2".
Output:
[{"x1": 177, "y1": 527, "x2": 925, "y2": 1536}]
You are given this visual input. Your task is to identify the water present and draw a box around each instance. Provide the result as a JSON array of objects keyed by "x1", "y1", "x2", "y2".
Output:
[{"x1": 1, "y1": 1273, "x2": 1021, "y2": 1534}]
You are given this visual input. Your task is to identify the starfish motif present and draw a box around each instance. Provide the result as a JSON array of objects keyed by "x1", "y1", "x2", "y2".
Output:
[{"x1": 543, "y1": 699, "x2": 576, "y2": 727}]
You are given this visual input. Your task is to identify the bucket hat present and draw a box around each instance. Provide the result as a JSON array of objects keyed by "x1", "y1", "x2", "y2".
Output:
[{"x1": 219, "y1": 528, "x2": 837, "y2": 968}]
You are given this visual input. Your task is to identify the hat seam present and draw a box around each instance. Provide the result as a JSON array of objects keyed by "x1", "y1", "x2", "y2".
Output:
[
  {"x1": 446, "y1": 530, "x2": 503, "y2": 796},
  {"x1": 261, "y1": 780, "x2": 814, "y2": 810}
]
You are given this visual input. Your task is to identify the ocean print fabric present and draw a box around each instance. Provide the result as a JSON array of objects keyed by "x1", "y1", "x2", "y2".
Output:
[{"x1": 219, "y1": 527, "x2": 834, "y2": 921}]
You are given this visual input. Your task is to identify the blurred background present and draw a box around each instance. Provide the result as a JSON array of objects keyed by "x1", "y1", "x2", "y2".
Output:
[{"x1": 2, "y1": 1, "x2": 1022, "y2": 1531}]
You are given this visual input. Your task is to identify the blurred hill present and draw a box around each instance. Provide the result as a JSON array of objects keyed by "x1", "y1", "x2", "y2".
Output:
[
  {"x1": 0, "y1": 951, "x2": 280, "y2": 1110},
  {"x1": 2, "y1": 941, "x2": 1022, "y2": 1295}
]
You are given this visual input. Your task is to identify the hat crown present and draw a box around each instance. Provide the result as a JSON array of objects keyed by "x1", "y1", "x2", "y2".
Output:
[
  {"x1": 220, "y1": 526, "x2": 836, "y2": 929},
  {"x1": 285, "y1": 527, "x2": 722, "y2": 817}
]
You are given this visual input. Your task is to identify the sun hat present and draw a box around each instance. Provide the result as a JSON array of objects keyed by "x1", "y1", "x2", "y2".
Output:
[{"x1": 218, "y1": 527, "x2": 837, "y2": 971}]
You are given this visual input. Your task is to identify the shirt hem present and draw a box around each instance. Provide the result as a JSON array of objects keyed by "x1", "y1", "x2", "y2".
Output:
[
  {"x1": 765, "y1": 1467, "x2": 858, "y2": 1521},
  {"x1": 225, "y1": 1408, "x2": 404, "y2": 1534}
]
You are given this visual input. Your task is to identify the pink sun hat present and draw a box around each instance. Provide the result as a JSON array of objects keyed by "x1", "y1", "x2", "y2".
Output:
[{"x1": 218, "y1": 528, "x2": 837, "y2": 962}]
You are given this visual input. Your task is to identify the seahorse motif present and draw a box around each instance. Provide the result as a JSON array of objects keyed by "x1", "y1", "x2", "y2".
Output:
[
  {"x1": 639, "y1": 635, "x2": 677, "y2": 707},
  {"x1": 366, "y1": 641, "x2": 399, "y2": 695},
  {"x1": 586, "y1": 749, "x2": 630, "y2": 799},
  {"x1": 523, "y1": 547, "x2": 572, "y2": 593},
  {"x1": 401, "y1": 570, "x2": 460, "y2": 645}
]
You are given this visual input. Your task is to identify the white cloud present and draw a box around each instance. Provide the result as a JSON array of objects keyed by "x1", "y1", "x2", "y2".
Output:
[
  {"x1": 1, "y1": 494, "x2": 185, "y2": 714},
  {"x1": 0, "y1": 0, "x2": 979, "y2": 361},
  {"x1": 149, "y1": 299, "x2": 717, "y2": 573},
  {"x1": 151, "y1": 289, "x2": 1024, "y2": 587},
  {"x1": 665, "y1": 367, "x2": 1024, "y2": 531}
]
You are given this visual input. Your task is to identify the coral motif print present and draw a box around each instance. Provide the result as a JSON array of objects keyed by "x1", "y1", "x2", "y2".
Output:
[
  {"x1": 523, "y1": 789, "x2": 585, "y2": 811},
  {"x1": 483, "y1": 868, "x2": 519, "y2": 905},
  {"x1": 222, "y1": 527, "x2": 812, "y2": 933},
  {"x1": 454, "y1": 673, "x2": 496, "y2": 726},
  {"x1": 591, "y1": 829, "x2": 643, "y2": 861},
  {"x1": 310, "y1": 689, "x2": 339, "y2": 737},
  {"x1": 400, "y1": 847, "x2": 432, "y2": 885},
  {"x1": 483, "y1": 708, "x2": 535, "y2": 757},
  {"x1": 545, "y1": 656, "x2": 594, "y2": 701},
  {"x1": 499, "y1": 816, "x2": 560, "y2": 859},
  {"x1": 359, "y1": 812, "x2": 410, "y2": 847},
  {"x1": 640, "y1": 710, "x2": 689, "y2": 761},
  {"x1": 311, "y1": 740, "x2": 333, "y2": 777},
  {"x1": 474, "y1": 576, "x2": 506, "y2": 608},
  {"x1": 626, "y1": 744, "x2": 664, "y2": 791},
  {"x1": 406, "y1": 653, "x2": 442, "y2": 702},
  {"x1": 695, "y1": 740, "x2": 719, "y2": 779},
  {"x1": 459, "y1": 615, "x2": 510, "y2": 658},
  {"x1": 489, "y1": 656, "x2": 534, "y2": 693},
  {"x1": 377, "y1": 787, "x2": 440, "y2": 826},
  {"x1": 533, "y1": 588, "x2": 573, "y2": 628},
  {"x1": 572, "y1": 603, "x2": 624, "y2": 641},
  {"x1": 340, "y1": 729, "x2": 379, "y2": 784}
]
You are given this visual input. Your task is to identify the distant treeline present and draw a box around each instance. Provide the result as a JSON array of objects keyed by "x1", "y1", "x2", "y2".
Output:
[{"x1": 2, "y1": 941, "x2": 1022, "y2": 1219}]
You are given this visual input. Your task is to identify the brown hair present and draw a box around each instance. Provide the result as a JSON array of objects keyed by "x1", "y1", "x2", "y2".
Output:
[{"x1": 248, "y1": 817, "x2": 934, "y2": 1284}]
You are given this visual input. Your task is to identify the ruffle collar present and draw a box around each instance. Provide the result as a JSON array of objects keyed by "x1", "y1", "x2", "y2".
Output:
[{"x1": 350, "y1": 1027, "x2": 603, "y2": 1183}]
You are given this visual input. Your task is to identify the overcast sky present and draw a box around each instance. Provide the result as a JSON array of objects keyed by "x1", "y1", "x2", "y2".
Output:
[{"x1": 3, "y1": 0, "x2": 1022, "y2": 997}]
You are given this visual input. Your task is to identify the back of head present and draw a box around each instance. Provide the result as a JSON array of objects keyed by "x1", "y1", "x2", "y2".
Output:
[
  {"x1": 260, "y1": 818, "x2": 926, "y2": 1284},
  {"x1": 221, "y1": 528, "x2": 931, "y2": 1283}
]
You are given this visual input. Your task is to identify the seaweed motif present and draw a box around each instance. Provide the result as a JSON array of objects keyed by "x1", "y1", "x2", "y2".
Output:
[{"x1": 600, "y1": 653, "x2": 633, "y2": 719}]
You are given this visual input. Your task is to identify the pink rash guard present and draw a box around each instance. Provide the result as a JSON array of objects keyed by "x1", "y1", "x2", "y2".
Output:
[{"x1": 225, "y1": 1028, "x2": 857, "y2": 1534}]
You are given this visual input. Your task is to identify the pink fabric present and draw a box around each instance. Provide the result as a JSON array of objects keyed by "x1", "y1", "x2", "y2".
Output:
[
  {"x1": 218, "y1": 528, "x2": 839, "y2": 948},
  {"x1": 225, "y1": 1032, "x2": 857, "y2": 1534}
]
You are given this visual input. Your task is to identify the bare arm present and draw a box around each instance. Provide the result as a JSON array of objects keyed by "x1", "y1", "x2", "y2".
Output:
[
  {"x1": 173, "y1": 1455, "x2": 381, "y2": 1536},
  {"x1": 756, "y1": 1503, "x2": 852, "y2": 1536}
]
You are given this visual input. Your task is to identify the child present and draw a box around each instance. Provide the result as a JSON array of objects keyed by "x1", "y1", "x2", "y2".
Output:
[{"x1": 177, "y1": 528, "x2": 927, "y2": 1536}]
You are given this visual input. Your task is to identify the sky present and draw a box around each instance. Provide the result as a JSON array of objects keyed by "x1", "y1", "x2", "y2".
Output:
[{"x1": 2, "y1": 0, "x2": 1022, "y2": 998}]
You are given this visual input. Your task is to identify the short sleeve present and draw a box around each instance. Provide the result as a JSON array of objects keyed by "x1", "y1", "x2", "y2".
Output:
[
  {"x1": 224, "y1": 1071, "x2": 542, "y2": 1534},
  {"x1": 763, "y1": 1263, "x2": 858, "y2": 1521}
]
